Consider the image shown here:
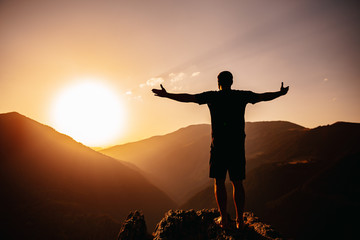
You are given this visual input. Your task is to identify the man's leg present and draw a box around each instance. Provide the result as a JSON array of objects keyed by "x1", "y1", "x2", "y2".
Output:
[
  {"x1": 231, "y1": 180, "x2": 245, "y2": 229},
  {"x1": 214, "y1": 178, "x2": 228, "y2": 227}
]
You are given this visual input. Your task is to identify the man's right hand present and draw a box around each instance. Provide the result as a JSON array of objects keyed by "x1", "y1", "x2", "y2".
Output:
[{"x1": 152, "y1": 84, "x2": 168, "y2": 97}]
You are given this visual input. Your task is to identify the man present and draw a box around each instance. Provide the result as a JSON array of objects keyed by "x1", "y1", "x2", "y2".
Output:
[{"x1": 152, "y1": 71, "x2": 289, "y2": 229}]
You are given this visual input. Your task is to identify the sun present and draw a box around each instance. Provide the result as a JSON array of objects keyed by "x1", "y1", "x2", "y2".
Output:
[{"x1": 51, "y1": 79, "x2": 126, "y2": 147}]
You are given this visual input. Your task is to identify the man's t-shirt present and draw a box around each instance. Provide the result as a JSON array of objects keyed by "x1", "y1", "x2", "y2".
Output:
[{"x1": 195, "y1": 90, "x2": 259, "y2": 147}]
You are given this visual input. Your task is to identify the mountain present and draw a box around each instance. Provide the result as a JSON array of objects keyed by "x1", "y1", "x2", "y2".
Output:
[
  {"x1": 101, "y1": 121, "x2": 360, "y2": 238},
  {"x1": 101, "y1": 124, "x2": 213, "y2": 204},
  {"x1": 101, "y1": 121, "x2": 305, "y2": 204},
  {"x1": 181, "y1": 122, "x2": 360, "y2": 239},
  {"x1": 0, "y1": 112, "x2": 176, "y2": 239}
]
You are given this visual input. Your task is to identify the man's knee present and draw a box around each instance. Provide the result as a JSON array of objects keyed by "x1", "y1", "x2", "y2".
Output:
[
  {"x1": 231, "y1": 179, "x2": 243, "y2": 189},
  {"x1": 214, "y1": 178, "x2": 226, "y2": 187}
]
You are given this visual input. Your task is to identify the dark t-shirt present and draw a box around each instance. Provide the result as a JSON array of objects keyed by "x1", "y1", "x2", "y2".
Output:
[{"x1": 195, "y1": 90, "x2": 259, "y2": 145}]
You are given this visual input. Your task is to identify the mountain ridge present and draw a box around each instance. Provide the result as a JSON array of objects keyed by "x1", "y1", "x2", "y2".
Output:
[
  {"x1": 3, "y1": 111, "x2": 358, "y2": 239},
  {"x1": 0, "y1": 111, "x2": 176, "y2": 239},
  {"x1": 179, "y1": 122, "x2": 360, "y2": 239},
  {"x1": 101, "y1": 119, "x2": 359, "y2": 239},
  {"x1": 101, "y1": 120, "x2": 309, "y2": 204},
  {"x1": 101, "y1": 123, "x2": 212, "y2": 204}
]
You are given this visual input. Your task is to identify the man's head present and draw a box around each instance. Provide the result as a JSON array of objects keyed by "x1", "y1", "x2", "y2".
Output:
[{"x1": 217, "y1": 71, "x2": 233, "y2": 90}]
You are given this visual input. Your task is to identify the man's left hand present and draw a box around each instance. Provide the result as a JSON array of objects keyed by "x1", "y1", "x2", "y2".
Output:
[
  {"x1": 152, "y1": 84, "x2": 168, "y2": 97},
  {"x1": 280, "y1": 82, "x2": 289, "y2": 95}
]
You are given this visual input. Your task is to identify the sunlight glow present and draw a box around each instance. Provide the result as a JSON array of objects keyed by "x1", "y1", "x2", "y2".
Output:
[{"x1": 51, "y1": 79, "x2": 125, "y2": 147}]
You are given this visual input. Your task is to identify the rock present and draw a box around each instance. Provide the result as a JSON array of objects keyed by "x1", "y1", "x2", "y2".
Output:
[
  {"x1": 118, "y1": 209, "x2": 284, "y2": 240},
  {"x1": 117, "y1": 211, "x2": 152, "y2": 240},
  {"x1": 243, "y1": 212, "x2": 283, "y2": 240},
  {"x1": 153, "y1": 209, "x2": 237, "y2": 240},
  {"x1": 153, "y1": 209, "x2": 219, "y2": 240}
]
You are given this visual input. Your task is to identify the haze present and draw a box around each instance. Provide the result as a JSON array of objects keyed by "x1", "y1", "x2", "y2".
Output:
[{"x1": 1, "y1": 0, "x2": 359, "y2": 147}]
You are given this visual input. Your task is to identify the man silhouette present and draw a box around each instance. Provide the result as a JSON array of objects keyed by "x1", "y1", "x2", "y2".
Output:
[{"x1": 152, "y1": 71, "x2": 289, "y2": 229}]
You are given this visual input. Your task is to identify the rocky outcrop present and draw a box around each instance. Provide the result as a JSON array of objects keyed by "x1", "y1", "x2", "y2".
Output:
[
  {"x1": 117, "y1": 211, "x2": 152, "y2": 240},
  {"x1": 118, "y1": 209, "x2": 284, "y2": 240}
]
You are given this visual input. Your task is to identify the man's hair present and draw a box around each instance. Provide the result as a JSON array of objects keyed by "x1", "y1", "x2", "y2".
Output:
[{"x1": 217, "y1": 71, "x2": 233, "y2": 87}]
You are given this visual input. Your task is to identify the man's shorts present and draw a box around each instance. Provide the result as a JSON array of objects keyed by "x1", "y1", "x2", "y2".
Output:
[{"x1": 209, "y1": 138, "x2": 246, "y2": 181}]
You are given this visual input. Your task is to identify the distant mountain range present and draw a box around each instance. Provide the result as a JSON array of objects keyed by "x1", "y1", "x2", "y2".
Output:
[
  {"x1": 100, "y1": 121, "x2": 305, "y2": 204},
  {"x1": 2, "y1": 111, "x2": 359, "y2": 239},
  {"x1": 0, "y1": 112, "x2": 175, "y2": 239},
  {"x1": 101, "y1": 124, "x2": 212, "y2": 204},
  {"x1": 101, "y1": 120, "x2": 360, "y2": 239}
]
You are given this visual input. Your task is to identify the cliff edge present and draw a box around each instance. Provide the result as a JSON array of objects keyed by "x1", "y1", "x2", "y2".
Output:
[{"x1": 118, "y1": 209, "x2": 284, "y2": 240}]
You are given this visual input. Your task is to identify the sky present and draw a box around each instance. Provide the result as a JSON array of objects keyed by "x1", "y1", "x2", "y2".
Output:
[{"x1": 1, "y1": 0, "x2": 359, "y2": 147}]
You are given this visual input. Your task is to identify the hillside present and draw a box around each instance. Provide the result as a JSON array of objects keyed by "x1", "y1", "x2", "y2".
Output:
[
  {"x1": 101, "y1": 121, "x2": 360, "y2": 238},
  {"x1": 101, "y1": 121, "x2": 305, "y2": 204},
  {"x1": 181, "y1": 122, "x2": 360, "y2": 239},
  {"x1": 101, "y1": 124, "x2": 213, "y2": 204},
  {"x1": 0, "y1": 112, "x2": 176, "y2": 239}
]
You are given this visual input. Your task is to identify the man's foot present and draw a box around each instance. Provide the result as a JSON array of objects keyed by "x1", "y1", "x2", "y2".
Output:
[
  {"x1": 236, "y1": 218, "x2": 245, "y2": 231},
  {"x1": 214, "y1": 216, "x2": 229, "y2": 229}
]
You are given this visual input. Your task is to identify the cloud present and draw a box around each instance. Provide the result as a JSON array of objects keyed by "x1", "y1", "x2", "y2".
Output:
[
  {"x1": 147, "y1": 77, "x2": 164, "y2": 86},
  {"x1": 323, "y1": 78, "x2": 329, "y2": 82},
  {"x1": 140, "y1": 77, "x2": 164, "y2": 88},
  {"x1": 133, "y1": 95, "x2": 143, "y2": 102},
  {"x1": 191, "y1": 72, "x2": 200, "y2": 77},
  {"x1": 168, "y1": 72, "x2": 187, "y2": 91},
  {"x1": 169, "y1": 72, "x2": 186, "y2": 83},
  {"x1": 139, "y1": 72, "x2": 189, "y2": 92},
  {"x1": 125, "y1": 90, "x2": 132, "y2": 95}
]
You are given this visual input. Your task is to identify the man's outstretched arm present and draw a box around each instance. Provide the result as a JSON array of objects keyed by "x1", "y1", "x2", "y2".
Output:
[
  {"x1": 152, "y1": 84, "x2": 197, "y2": 103},
  {"x1": 254, "y1": 82, "x2": 289, "y2": 103}
]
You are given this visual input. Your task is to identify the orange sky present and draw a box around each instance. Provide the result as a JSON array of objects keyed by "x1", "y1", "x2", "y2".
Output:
[{"x1": 1, "y1": 0, "x2": 359, "y2": 147}]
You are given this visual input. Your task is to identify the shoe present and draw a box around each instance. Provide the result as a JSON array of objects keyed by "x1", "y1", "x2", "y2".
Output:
[
  {"x1": 236, "y1": 218, "x2": 245, "y2": 231},
  {"x1": 214, "y1": 216, "x2": 230, "y2": 229}
]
